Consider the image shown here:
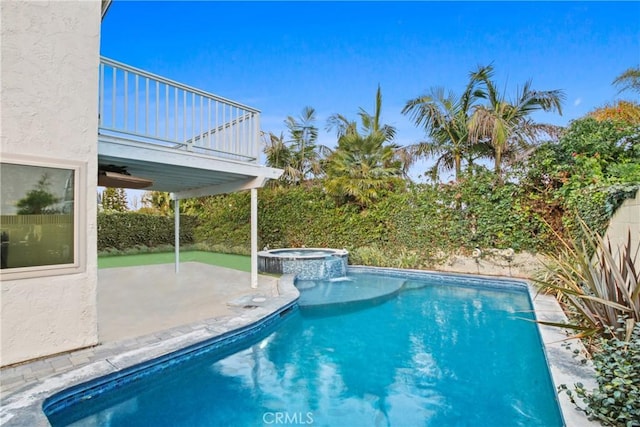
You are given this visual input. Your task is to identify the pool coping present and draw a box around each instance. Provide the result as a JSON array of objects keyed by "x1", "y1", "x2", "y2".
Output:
[{"x1": 1, "y1": 268, "x2": 599, "y2": 426}]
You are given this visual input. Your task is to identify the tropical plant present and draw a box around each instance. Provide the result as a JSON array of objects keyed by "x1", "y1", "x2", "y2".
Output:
[
  {"x1": 322, "y1": 86, "x2": 407, "y2": 206},
  {"x1": 138, "y1": 191, "x2": 204, "y2": 216},
  {"x1": 468, "y1": 65, "x2": 565, "y2": 178},
  {"x1": 560, "y1": 319, "x2": 640, "y2": 427},
  {"x1": 326, "y1": 112, "x2": 357, "y2": 139},
  {"x1": 325, "y1": 85, "x2": 411, "y2": 179},
  {"x1": 613, "y1": 66, "x2": 640, "y2": 96},
  {"x1": 535, "y1": 219, "x2": 640, "y2": 341},
  {"x1": 402, "y1": 67, "x2": 486, "y2": 182},
  {"x1": 324, "y1": 131, "x2": 403, "y2": 208}
]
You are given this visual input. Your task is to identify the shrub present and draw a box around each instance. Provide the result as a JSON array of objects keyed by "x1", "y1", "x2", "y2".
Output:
[
  {"x1": 97, "y1": 212, "x2": 198, "y2": 251},
  {"x1": 519, "y1": 117, "x2": 640, "y2": 242},
  {"x1": 560, "y1": 319, "x2": 640, "y2": 427},
  {"x1": 349, "y1": 245, "x2": 387, "y2": 267}
]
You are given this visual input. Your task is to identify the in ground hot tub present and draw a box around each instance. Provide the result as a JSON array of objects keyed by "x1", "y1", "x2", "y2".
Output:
[{"x1": 257, "y1": 248, "x2": 348, "y2": 280}]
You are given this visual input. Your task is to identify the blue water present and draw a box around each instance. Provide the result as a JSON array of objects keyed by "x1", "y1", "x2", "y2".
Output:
[
  {"x1": 46, "y1": 272, "x2": 563, "y2": 427},
  {"x1": 270, "y1": 249, "x2": 337, "y2": 257}
]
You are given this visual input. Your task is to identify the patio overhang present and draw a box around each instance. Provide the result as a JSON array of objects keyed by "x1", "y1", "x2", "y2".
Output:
[
  {"x1": 97, "y1": 57, "x2": 283, "y2": 287},
  {"x1": 97, "y1": 135, "x2": 282, "y2": 288},
  {"x1": 98, "y1": 134, "x2": 282, "y2": 197}
]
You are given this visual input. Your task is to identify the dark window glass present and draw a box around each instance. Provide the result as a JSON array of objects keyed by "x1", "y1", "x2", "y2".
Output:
[{"x1": 1, "y1": 163, "x2": 75, "y2": 269}]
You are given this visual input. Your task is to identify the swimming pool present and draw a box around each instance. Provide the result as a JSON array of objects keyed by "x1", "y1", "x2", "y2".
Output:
[{"x1": 45, "y1": 270, "x2": 563, "y2": 426}]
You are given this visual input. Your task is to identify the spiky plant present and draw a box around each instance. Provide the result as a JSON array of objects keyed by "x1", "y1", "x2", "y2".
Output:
[{"x1": 535, "y1": 219, "x2": 640, "y2": 341}]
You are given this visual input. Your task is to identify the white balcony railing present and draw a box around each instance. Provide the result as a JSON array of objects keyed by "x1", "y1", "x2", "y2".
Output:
[{"x1": 99, "y1": 57, "x2": 260, "y2": 162}]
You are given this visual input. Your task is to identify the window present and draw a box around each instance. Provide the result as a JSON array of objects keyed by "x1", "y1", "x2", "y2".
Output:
[{"x1": 1, "y1": 157, "x2": 84, "y2": 277}]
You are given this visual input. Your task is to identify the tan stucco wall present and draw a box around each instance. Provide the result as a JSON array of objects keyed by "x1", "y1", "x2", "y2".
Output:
[
  {"x1": 0, "y1": 0, "x2": 101, "y2": 366},
  {"x1": 605, "y1": 190, "x2": 640, "y2": 271}
]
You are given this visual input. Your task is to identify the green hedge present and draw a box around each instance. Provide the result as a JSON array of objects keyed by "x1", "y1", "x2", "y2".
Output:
[
  {"x1": 99, "y1": 166, "x2": 634, "y2": 267},
  {"x1": 194, "y1": 171, "x2": 552, "y2": 267},
  {"x1": 97, "y1": 212, "x2": 198, "y2": 251}
]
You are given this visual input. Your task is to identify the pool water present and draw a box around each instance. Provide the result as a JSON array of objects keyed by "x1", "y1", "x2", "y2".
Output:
[
  {"x1": 270, "y1": 249, "x2": 337, "y2": 257},
  {"x1": 295, "y1": 273, "x2": 405, "y2": 309},
  {"x1": 46, "y1": 272, "x2": 563, "y2": 427}
]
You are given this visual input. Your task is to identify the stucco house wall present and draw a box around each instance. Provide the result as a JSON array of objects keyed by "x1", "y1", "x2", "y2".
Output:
[
  {"x1": 1, "y1": 0, "x2": 101, "y2": 366},
  {"x1": 605, "y1": 190, "x2": 640, "y2": 271}
]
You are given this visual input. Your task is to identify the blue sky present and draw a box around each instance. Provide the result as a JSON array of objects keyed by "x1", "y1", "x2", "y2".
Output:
[{"x1": 101, "y1": 1, "x2": 639, "y2": 180}]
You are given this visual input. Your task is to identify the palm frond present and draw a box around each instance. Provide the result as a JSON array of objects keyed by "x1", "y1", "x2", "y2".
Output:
[
  {"x1": 613, "y1": 66, "x2": 640, "y2": 95},
  {"x1": 326, "y1": 113, "x2": 356, "y2": 138}
]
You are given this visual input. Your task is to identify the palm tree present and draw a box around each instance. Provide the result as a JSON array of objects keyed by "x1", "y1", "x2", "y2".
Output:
[
  {"x1": 326, "y1": 113, "x2": 358, "y2": 139},
  {"x1": 324, "y1": 131, "x2": 402, "y2": 207},
  {"x1": 324, "y1": 86, "x2": 408, "y2": 205},
  {"x1": 402, "y1": 68, "x2": 487, "y2": 182},
  {"x1": 262, "y1": 131, "x2": 299, "y2": 185},
  {"x1": 327, "y1": 85, "x2": 397, "y2": 142},
  {"x1": 327, "y1": 85, "x2": 414, "y2": 181},
  {"x1": 358, "y1": 84, "x2": 397, "y2": 141},
  {"x1": 468, "y1": 65, "x2": 565, "y2": 177},
  {"x1": 613, "y1": 66, "x2": 640, "y2": 95},
  {"x1": 262, "y1": 107, "x2": 328, "y2": 185},
  {"x1": 285, "y1": 106, "x2": 320, "y2": 182}
]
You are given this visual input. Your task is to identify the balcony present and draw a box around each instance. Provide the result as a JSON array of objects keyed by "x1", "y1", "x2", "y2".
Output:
[{"x1": 97, "y1": 57, "x2": 281, "y2": 198}]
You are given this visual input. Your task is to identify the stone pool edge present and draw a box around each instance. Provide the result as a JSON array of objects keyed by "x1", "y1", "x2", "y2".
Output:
[{"x1": 0, "y1": 275, "x2": 299, "y2": 427}]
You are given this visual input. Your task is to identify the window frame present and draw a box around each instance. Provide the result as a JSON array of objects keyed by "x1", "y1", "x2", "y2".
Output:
[{"x1": 0, "y1": 155, "x2": 86, "y2": 280}]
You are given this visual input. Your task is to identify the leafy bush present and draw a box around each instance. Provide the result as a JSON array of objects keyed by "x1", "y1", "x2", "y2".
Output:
[
  {"x1": 97, "y1": 212, "x2": 198, "y2": 251},
  {"x1": 349, "y1": 245, "x2": 388, "y2": 266},
  {"x1": 521, "y1": 117, "x2": 640, "y2": 239},
  {"x1": 589, "y1": 100, "x2": 640, "y2": 124},
  {"x1": 560, "y1": 319, "x2": 640, "y2": 427},
  {"x1": 562, "y1": 185, "x2": 637, "y2": 238}
]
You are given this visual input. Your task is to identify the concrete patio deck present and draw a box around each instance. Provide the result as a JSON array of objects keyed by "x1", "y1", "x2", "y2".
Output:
[
  {"x1": 97, "y1": 262, "x2": 279, "y2": 343},
  {"x1": 0, "y1": 262, "x2": 298, "y2": 426}
]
